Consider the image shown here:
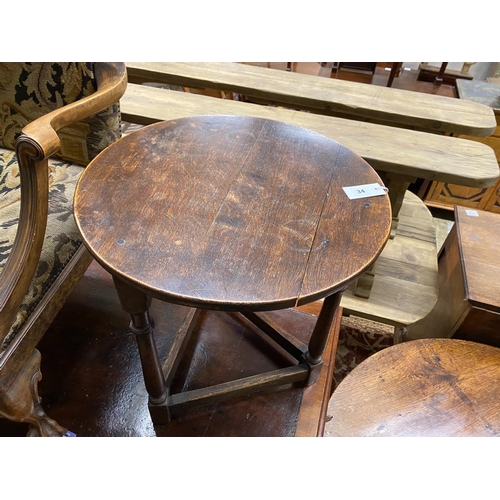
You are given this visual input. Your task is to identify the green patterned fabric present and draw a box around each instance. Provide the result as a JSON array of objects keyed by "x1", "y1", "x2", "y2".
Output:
[
  {"x1": 0, "y1": 62, "x2": 121, "y2": 165},
  {"x1": 0, "y1": 147, "x2": 84, "y2": 351}
]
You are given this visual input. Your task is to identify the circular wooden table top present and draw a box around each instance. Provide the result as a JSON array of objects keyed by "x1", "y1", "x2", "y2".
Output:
[
  {"x1": 74, "y1": 116, "x2": 391, "y2": 311},
  {"x1": 328, "y1": 338, "x2": 500, "y2": 437}
]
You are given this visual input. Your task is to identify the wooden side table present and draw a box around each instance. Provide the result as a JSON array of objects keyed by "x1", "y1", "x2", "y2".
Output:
[{"x1": 74, "y1": 116, "x2": 391, "y2": 424}]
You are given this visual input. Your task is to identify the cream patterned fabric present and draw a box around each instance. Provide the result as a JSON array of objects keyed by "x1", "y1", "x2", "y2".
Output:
[{"x1": 0, "y1": 147, "x2": 84, "y2": 351}]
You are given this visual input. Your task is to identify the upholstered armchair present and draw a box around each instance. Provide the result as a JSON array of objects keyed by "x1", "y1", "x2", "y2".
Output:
[{"x1": 0, "y1": 62, "x2": 127, "y2": 435}]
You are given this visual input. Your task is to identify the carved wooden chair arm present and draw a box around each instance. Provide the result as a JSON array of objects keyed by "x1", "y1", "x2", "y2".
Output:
[
  {"x1": 20, "y1": 62, "x2": 127, "y2": 160},
  {"x1": 0, "y1": 62, "x2": 127, "y2": 342}
]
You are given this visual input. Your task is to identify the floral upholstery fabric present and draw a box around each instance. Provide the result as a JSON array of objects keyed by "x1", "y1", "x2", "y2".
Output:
[
  {"x1": 0, "y1": 148, "x2": 84, "y2": 351},
  {"x1": 0, "y1": 62, "x2": 121, "y2": 165},
  {"x1": 0, "y1": 63, "x2": 122, "y2": 353}
]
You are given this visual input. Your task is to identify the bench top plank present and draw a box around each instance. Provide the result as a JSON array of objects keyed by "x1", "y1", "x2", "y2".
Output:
[
  {"x1": 121, "y1": 83, "x2": 500, "y2": 188},
  {"x1": 126, "y1": 62, "x2": 497, "y2": 136}
]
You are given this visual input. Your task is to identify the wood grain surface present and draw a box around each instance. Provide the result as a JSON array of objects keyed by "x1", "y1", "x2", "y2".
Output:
[
  {"x1": 125, "y1": 62, "x2": 497, "y2": 136},
  {"x1": 121, "y1": 83, "x2": 500, "y2": 189},
  {"x1": 455, "y1": 205, "x2": 500, "y2": 313},
  {"x1": 75, "y1": 116, "x2": 391, "y2": 311},
  {"x1": 341, "y1": 190, "x2": 439, "y2": 328},
  {"x1": 328, "y1": 338, "x2": 500, "y2": 436}
]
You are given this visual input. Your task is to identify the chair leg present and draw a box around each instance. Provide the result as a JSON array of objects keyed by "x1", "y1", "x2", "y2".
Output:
[{"x1": 0, "y1": 349, "x2": 68, "y2": 437}]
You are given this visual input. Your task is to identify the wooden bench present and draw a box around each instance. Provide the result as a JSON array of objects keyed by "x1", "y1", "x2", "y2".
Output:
[
  {"x1": 119, "y1": 69, "x2": 499, "y2": 337},
  {"x1": 424, "y1": 79, "x2": 500, "y2": 213},
  {"x1": 124, "y1": 63, "x2": 499, "y2": 229},
  {"x1": 125, "y1": 62, "x2": 497, "y2": 135},
  {"x1": 121, "y1": 83, "x2": 499, "y2": 236}
]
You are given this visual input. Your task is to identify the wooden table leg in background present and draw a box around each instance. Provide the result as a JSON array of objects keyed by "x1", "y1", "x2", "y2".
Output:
[
  {"x1": 434, "y1": 62, "x2": 448, "y2": 85},
  {"x1": 387, "y1": 62, "x2": 403, "y2": 87}
]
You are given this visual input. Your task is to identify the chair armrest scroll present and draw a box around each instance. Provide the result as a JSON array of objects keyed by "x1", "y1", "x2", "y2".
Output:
[{"x1": 20, "y1": 62, "x2": 127, "y2": 160}]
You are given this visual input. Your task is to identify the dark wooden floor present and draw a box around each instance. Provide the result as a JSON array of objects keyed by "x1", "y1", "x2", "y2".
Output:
[
  {"x1": 0, "y1": 62, "x2": 457, "y2": 437},
  {"x1": 0, "y1": 260, "x2": 336, "y2": 437}
]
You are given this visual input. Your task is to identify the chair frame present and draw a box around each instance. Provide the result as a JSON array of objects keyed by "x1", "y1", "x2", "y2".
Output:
[{"x1": 0, "y1": 62, "x2": 127, "y2": 436}]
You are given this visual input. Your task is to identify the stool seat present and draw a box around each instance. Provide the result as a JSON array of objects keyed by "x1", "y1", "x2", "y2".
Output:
[{"x1": 328, "y1": 338, "x2": 500, "y2": 437}]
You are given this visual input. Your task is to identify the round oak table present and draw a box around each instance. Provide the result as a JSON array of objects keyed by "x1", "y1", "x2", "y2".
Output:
[
  {"x1": 74, "y1": 116, "x2": 391, "y2": 423},
  {"x1": 328, "y1": 338, "x2": 500, "y2": 436}
]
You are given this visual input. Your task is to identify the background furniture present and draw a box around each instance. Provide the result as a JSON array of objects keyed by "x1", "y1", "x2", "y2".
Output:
[
  {"x1": 405, "y1": 206, "x2": 500, "y2": 346},
  {"x1": 74, "y1": 115, "x2": 391, "y2": 424},
  {"x1": 386, "y1": 62, "x2": 403, "y2": 87},
  {"x1": 424, "y1": 79, "x2": 500, "y2": 213},
  {"x1": 126, "y1": 62, "x2": 496, "y2": 134},
  {"x1": 337, "y1": 62, "x2": 378, "y2": 74},
  {"x1": 121, "y1": 62, "x2": 499, "y2": 339},
  {"x1": 0, "y1": 62, "x2": 126, "y2": 435},
  {"x1": 327, "y1": 338, "x2": 500, "y2": 437},
  {"x1": 417, "y1": 62, "x2": 474, "y2": 85}
]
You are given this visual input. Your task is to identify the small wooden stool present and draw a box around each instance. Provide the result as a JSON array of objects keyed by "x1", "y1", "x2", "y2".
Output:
[{"x1": 328, "y1": 338, "x2": 500, "y2": 436}]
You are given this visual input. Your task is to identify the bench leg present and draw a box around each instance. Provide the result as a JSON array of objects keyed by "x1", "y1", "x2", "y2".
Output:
[
  {"x1": 351, "y1": 172, "x2": 415, "y2": 299},
  {"x1": 381, "y1": 172, "x2": 416, "y2": 239},
  {"x1": 434, "y1": 62, "x2": 448, "y2": 85},
  {"x1": 352, "y1": 172, "x2": 415, "y2": 299},
  {"x1": 353, "y1": 264, "x2": 376, "y2": 298},
  {"x1": 0, "y1": 349, "x2": 68, "y2": 436}
]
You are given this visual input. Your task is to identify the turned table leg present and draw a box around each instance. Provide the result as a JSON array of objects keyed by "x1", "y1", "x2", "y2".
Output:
[
  {"x1": 112, "y1": 277, "x2": 168, "y2": 411},
  {"x1": 304, "y1": 290, "x2": 344, "y2": 386},
  {"x1": 387, "y1": 62, "x2": 403, "y2": 87}
]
